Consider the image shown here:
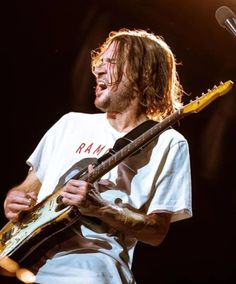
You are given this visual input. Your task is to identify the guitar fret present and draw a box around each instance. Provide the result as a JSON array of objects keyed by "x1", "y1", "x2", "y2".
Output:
[{"x1": 85, "y1": 109, "x2": 183, "y2": 183}]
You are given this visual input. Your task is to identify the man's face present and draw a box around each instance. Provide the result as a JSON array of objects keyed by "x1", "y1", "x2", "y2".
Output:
[{"x1": 93, "y1": 41, "x2": 133, "y2": 113}]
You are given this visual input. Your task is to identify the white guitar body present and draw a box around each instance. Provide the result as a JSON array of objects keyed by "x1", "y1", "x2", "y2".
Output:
[{"x1": 0, "y1": 185, "x2": 78, "y2": 262}]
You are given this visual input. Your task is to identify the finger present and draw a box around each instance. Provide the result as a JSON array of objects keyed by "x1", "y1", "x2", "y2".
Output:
[
  {"x1": 98, "y1": 179, "x2": 116, "y2": 187},
  {"x1": 26, "y1": 191, "x2": 38, "y2": 201},
  {"x1": 5, "y1": 211, "x2": 20, "y2": 221},
  {"x1": 5, "y1": 199, "x2": 31, "y2": 214},
  {"x1": 63, "y1": 185, "x2": 81, "y2": 195},
  {"x1": 61, "y1": 185, "x2": 87, "y2": 199},
  {"x1": 8, "y1": 191, "x2": 26, "y2": 198},
  {"x1": 61, "y1": 192, "x2": 85, "y2": 206},
  {"x1": 67, "y1": 179, "x2": 87, "y2": 187},
  {"x1": 88, "y1": 164, "x2": 94, "y2": 173},
  {"x1": 7, "y1": 203, "x2": 31, "y2": 212},
  {"x1": 63, "y1": 180, "x2": 89, "y2": 194},
  {"x1": 7, "y1": 194, "x2": 32, "y2": 206}
]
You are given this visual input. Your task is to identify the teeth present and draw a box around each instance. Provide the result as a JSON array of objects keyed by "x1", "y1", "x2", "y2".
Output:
[
  {"x1": 98, "y1": 82, "x2": 105, "y2": 86},
  {"x1": 97, "y1": 81, "x2": 107, "y2": 90}
]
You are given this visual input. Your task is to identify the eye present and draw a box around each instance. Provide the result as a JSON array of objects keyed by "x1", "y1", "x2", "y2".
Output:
[
  {"x1": 107, "y1": 58, "x2": 116, "y2": 65},
  {"x1": 97, "y1": 58, "x2": 104, "y2": 66}
]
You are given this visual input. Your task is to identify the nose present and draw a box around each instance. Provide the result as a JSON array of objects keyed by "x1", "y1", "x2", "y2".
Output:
[{"x1": 93, "y1": 61, "x2": 107, "y2": 77}]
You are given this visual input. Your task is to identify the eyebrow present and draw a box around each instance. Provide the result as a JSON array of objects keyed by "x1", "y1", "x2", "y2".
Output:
[{"x1": 106, "y1": 58, "x2": 116, "y2": 64}]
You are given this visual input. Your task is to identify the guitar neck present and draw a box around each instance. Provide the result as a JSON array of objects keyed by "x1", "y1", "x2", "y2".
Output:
[
  {"x1": 80, "y1": 109, "x2": 184, "y2": 183},
  {"x1": 68, "y1": 80, "x2": 234, "y2": 184}
]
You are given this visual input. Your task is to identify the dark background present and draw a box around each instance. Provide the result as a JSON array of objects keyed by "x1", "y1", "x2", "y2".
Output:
[{"x1": 2, "y1": 0, "x2": 236, "y2": 283}]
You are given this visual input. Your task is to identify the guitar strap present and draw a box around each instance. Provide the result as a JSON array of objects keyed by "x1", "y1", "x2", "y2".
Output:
[
  {"x1": 55, "y1": 120, "x2": 159, "y2": 193},
  {"x1": 97, "y1": 119, "x2": 158, "y2": 164}
]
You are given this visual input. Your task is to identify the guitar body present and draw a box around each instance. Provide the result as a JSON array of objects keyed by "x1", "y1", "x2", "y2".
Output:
[{"x1": 0, "y1": 158, "x2": 98, "y2": 264}]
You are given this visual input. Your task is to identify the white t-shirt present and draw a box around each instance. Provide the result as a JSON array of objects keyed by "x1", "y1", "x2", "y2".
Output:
[{"x1": 27, "y1": 112, "x2": 192, "y2": 284}]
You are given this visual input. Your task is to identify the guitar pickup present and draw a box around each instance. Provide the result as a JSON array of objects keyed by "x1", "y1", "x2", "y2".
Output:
[
  {"x1": 1, "y1": 229, "x2": 13, "y2": 244},
  {"x1": 55, "y1": 195, "x2": 67, "y2": 212}
]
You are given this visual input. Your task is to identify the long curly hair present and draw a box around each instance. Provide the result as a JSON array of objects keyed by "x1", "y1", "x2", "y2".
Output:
[{"x1": 91, "y1": 28, "x2": 183, "y2": 121}]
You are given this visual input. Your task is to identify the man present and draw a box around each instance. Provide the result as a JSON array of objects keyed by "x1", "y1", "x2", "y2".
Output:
[{"x1": 3, "y1": 29, "x2": 192, "y2": 283}]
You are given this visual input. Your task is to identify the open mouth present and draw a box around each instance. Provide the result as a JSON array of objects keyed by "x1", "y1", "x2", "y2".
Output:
[{"x1": 96, "y1": 80, "x2": 108, "y2": 94}]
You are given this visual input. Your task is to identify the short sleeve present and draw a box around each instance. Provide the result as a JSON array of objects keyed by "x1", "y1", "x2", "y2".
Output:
[
  {"x1": 147, "y1": 140, "x2": 192, "y2": 222},
  {"x1": 26, "y1": 114, "x2": 69, "y2": 183}
]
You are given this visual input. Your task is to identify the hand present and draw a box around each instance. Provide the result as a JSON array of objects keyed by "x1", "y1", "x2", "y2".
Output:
[
  {"x1": 60, "y1": 164, "x2": 108, "y2": 216},
  {"x1": 60, "y1": 179, "x2": 93, "y2": 207},
  {"x1": 4, "y1": 190, "x2": 37, "y2": 222},
  {"x1": 60, "y1": 164, "x2": 95, "y2": 208}
]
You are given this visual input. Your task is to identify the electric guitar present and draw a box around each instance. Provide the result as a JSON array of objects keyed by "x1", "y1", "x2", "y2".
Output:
[{"x1": 0, "y1": 80, "x2": 234, "y2": 278}]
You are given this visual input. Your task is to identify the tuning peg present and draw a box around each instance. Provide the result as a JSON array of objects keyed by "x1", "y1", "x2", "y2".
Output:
[{"x1": 220, "y1": 81, "x2": 223, "y2": 85}]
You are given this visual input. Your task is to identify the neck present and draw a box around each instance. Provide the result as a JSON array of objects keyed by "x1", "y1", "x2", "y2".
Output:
[{"x1": 106, "y1": 110, "x2": 148, "y2": 133}]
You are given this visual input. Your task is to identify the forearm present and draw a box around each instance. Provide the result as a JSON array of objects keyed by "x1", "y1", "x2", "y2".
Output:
[
  {"x1": 97, "y1": 202, "x2": 171, "y2": 246},
  {"x1": 81, "y1": 189, "x2": 171, "y2": 246},
  {"x1": 4, "y1": 170, "x2": 41, "y2": 220}
]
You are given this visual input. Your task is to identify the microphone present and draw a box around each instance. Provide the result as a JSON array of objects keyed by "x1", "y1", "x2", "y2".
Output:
[{"x1": 215, "y1": 6, "x2": 236, "y2": 38}]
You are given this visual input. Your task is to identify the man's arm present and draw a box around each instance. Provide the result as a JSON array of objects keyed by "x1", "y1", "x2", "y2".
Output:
[
  {"x1": 61, "y1": 179, "x2": 171, "y2": 246},
  {"x1": 90, "y1": 200, "x2": 171, "y2": 246},
  {"x1": 4, "y1": 170, "x2": 41, "y2": 221}
]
